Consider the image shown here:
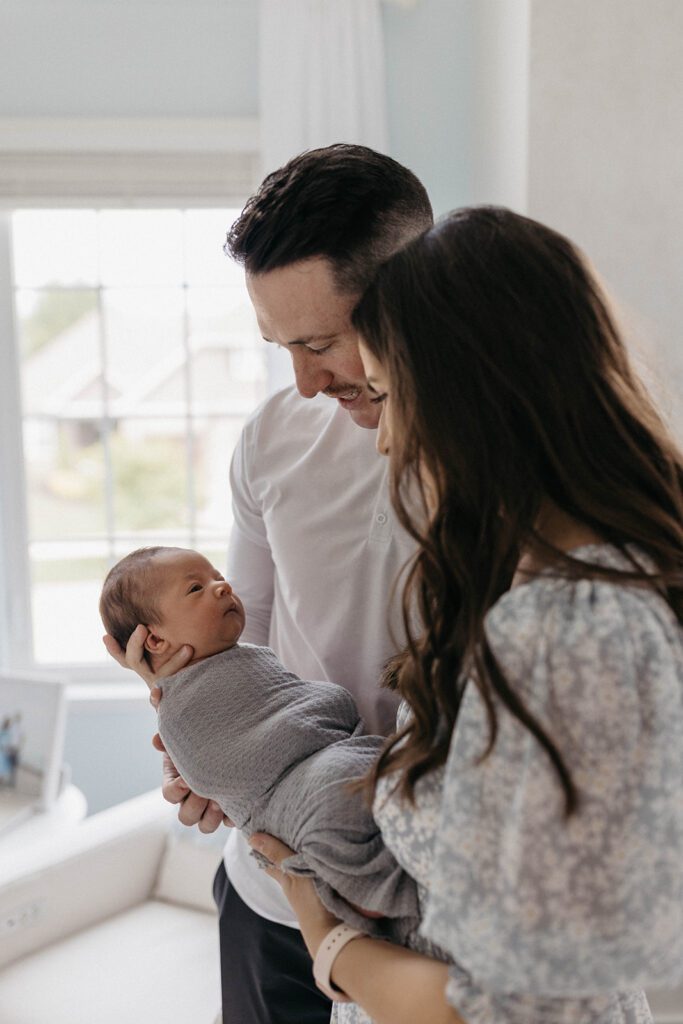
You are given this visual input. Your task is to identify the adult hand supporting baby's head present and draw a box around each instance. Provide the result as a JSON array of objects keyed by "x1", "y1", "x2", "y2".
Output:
[{"x1": 102, "y1": 623, "x2": 193, "y2": 690}]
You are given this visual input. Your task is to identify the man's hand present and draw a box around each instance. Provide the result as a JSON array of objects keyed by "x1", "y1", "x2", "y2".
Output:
[
  {"x1": 151, "y1": 733, "x2": 234, "y2": 833},
  {"x1": 102, "y1": 624, "x2": 193, "y2": 689}
]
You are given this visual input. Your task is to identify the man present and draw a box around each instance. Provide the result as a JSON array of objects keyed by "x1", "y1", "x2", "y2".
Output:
[{"x1": 106, "y1": 144, "x2": 433, "y2": 1023}]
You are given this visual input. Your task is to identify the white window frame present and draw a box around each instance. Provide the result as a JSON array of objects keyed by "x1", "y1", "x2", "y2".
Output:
[{"x1": 0, "y1": 117, "x2": 261, "y2": 680}]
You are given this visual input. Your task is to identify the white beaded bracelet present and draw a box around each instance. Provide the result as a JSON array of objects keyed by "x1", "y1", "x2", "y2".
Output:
[{"x1": 313, "y1": 923, "x2": 366, "y2": 1002}]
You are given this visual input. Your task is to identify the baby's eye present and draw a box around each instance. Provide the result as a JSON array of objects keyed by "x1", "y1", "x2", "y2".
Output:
[{"x1": 188, "y1": 583, "x2": 202, "y2": 594}]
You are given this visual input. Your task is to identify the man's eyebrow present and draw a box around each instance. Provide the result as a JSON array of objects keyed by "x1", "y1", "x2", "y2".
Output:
[{"x1": 262, "y1": 333, "x2": 338, "y2": 346}]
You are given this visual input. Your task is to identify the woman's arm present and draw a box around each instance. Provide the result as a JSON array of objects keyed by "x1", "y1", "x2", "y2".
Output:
[
  {"x1": 250, "y1": 833, "x2": 464, "y2": 1024},
  {"x1": 331, "y1": 936, "x2": 459, "y2": 1024}
]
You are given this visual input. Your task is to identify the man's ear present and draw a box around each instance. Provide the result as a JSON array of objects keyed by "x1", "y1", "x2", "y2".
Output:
[{"x1": 144, "y1": 630, "x2": 168, "y2": 655}]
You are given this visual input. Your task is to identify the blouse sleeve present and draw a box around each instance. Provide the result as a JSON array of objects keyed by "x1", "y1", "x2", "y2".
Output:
[{"x1": 420, "y1": 576, "x2": 683, "y2": 1011}]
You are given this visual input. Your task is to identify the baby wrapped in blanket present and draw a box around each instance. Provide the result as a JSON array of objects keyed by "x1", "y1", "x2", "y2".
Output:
[{"x1": 100, "y1": 546, "x2": 419, "y2": 941}]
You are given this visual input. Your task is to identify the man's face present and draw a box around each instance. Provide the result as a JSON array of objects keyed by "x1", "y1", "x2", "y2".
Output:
[
  {"x1": 246, "y1": 258, "x2": 381, "y2": 429},
  {"x1": 146, "y1": 550, "x2": 245, "y2": 664}
]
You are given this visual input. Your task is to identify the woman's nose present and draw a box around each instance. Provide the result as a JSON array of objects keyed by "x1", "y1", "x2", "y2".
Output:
[{"x1": 376, "y1": 408, "x2": 391, "y2": 456}]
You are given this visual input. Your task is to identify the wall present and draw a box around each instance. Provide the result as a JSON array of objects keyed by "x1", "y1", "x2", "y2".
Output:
[
  {"x1": 0, "y1": 0, "x2": 258, "y2": 118},
  {"x1": 0, "y1": 0, "x2": 479, "y2": 215},
  {"x1": 528, "y1": 0, "x2": 683, "y2": 434},
  {"x1": 63, "y1": 693, "x2": 161, "y2": 814},
  {"x1": 383, "y1": 0, "x2": 473, "y2": 214}
]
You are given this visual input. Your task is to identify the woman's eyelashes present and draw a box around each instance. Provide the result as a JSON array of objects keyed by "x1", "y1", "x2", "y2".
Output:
[{"x1": 370, "y1": 392, "x2": 388, "y2": 405}]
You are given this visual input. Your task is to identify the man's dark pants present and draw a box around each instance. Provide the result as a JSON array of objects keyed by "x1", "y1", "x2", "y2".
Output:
[{"x1": 214, "y1": 862, "x2": 333, "y2": 1024}]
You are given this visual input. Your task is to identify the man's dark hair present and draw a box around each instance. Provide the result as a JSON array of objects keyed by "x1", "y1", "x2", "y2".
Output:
[{"x1": 225, "y1": 143, "x2": 433, "y2": 293}]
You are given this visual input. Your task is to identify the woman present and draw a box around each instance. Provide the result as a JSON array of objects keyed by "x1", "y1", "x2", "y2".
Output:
[{"x1": 250, "y1": 206, "x2": 683, "y2": 1024}]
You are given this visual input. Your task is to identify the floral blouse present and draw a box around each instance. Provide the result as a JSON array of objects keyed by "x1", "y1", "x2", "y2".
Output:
[{"x1": 333, "y1": 546, "x2": 683, "y2": 1024}]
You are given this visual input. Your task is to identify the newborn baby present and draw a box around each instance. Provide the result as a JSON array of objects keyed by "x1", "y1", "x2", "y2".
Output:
[{"x1": 100, "y1": 546, "x2": 419, "y2": 940}]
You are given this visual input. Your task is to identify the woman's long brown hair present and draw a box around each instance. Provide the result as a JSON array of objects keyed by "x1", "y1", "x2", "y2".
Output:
[{"x1": 352, "y1": 206, "x2": 683, "y2": 816}]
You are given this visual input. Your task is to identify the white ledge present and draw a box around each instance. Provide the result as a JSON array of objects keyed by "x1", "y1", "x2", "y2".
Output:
[
  {"x1": 66, "y1": 681, "x2": 151, "y2": 710},
  {"x1": 0, "y1": 117, "x2": 259, "y2": 154}
]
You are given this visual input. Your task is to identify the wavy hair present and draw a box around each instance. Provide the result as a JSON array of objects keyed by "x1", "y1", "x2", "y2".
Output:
[
  {"x1": 225, "y1": 143, "x2": 433, "y2": 294},
  {"x1": 353, "y1": 206, "x2": 683, "y2": 815}
]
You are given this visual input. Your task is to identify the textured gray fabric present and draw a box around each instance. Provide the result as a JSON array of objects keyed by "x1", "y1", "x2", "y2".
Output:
[{"x1": 158, "y1": 643, "x2": 419, "y2": 939}]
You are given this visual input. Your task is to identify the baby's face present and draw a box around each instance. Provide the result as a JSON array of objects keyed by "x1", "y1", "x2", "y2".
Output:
[{"x1": 149, "y1": 550, "x2": 245, "y2": 662}]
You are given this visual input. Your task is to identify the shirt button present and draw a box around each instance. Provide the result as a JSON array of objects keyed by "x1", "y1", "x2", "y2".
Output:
[{"x1": 376, "y1": 513, "x2": 387, "y2": 524}]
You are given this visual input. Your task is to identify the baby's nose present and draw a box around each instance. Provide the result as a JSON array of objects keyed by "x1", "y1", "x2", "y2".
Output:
[{"x1": 215, "y1": 579, "x2": 232, "y2": 596}]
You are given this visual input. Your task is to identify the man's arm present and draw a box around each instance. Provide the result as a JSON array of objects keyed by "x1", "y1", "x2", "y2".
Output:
[
  {"x1": 225, "y1": 525, "x2": 275, "y2": 645},
  {"x1": 225, "y1": 420, "x2": 276, "y2": 644}
]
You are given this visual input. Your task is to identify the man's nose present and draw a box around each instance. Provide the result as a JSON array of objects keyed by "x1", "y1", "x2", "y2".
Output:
[{"x1": 291, "y1": 350, "x2": 333, "y2": 399}]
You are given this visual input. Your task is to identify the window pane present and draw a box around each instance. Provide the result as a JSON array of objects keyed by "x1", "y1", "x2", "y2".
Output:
[
  {"x1": 187, "y1": 287, "x2": 265, "y2": 414},
  {"x1": 24, "y1": 419, "x2": 107, "y2": 541},
  {"x1": 192, "y1": 416, "x2": 244, "y2": 534},
  {"x1": 102, "y1": 288, "x2": 185, "y2": 414},
  {"x1": 199, "y1": 545, "x2": 231, "y2": 576},
  {"x1": 99, "y1": 210, "x2": 184, "y2": 286},
  {"x1": 17, "y1": 288, "x2": 100, "y2": 416},
  {"x1": 12, "y1": 210, "x2": 98, "y2": 287},
  {"x1": 110, "y1": 417, "x2": 189, "y2": 532},
  {"x1": 185, "y1": 209, "x2": 244, "y2": 287},
  {"x1": 31, "y1": 548, "x2": 109, "y2": 664},
  {"x1": 187, "y1": 285, "x2": 259, "y2": 347},
  {"x1": 10, "y1": 206, "x2": 262, "y2": 668}
]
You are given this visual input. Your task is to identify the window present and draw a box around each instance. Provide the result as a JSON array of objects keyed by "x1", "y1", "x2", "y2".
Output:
[{"x1": 1, "y1": 205, "x2": 281, "y2": 670}]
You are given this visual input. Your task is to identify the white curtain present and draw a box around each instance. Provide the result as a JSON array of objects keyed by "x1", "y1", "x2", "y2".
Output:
[{"x1": 258, "y1": 0, "x2": 389, "y2": 175}]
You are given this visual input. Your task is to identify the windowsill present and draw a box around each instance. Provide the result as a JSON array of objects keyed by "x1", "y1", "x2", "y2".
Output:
[
  {"x1": 9, "y1": 660, "x2": 152, "y2": 708},
  {"x1": 66, "y1": 680, "x2": 152, "y2": 710}
]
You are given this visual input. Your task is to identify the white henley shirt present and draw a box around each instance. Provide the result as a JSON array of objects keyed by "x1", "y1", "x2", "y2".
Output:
[{"x1": 222, "y1": 386, "x2": 415, "y2": 926}]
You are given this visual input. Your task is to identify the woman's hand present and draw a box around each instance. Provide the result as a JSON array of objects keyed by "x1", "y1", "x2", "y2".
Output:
[
  {"x1": 250, "y1": 835, "x2": 458, "y2": 1024},
  {"x1": 249, "y1": 833, "x2": 340, "y2": 958},
  {"x1": 102, "y1": 624, "x2": 193, "y2": 689}
]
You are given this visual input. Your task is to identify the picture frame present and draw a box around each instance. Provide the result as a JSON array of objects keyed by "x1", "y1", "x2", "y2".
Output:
[{"x1": 0, "y1": 671, "x2": 67, "y2": 834}]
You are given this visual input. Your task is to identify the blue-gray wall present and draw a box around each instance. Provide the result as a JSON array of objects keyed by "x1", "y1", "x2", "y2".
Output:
[
  {"x1": 0, "y1": 0, "x2": 472, "y2": 214},
  {"x1": 63, "y1": 697, "x2": 161, "y2": 814}
]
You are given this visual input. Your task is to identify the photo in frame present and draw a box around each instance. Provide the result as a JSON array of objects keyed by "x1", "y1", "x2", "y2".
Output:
[{"x1": 0, "y1": 672, "x2": 67, "y2": 834}]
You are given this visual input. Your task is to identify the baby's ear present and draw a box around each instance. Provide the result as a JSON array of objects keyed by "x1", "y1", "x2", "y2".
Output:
[{"x1": 144, "y1": 630, "x2": 167, "y2": 654}]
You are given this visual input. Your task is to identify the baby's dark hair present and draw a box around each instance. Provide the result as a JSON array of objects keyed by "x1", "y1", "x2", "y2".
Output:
[{"x1": 100, "y1": 546, "x2": 180, "y2": 652}]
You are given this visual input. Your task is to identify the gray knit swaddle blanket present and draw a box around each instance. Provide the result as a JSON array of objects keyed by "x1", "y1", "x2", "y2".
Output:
[{"x1": 158, "y1": 644, "x2": 419, "y2": 940}]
